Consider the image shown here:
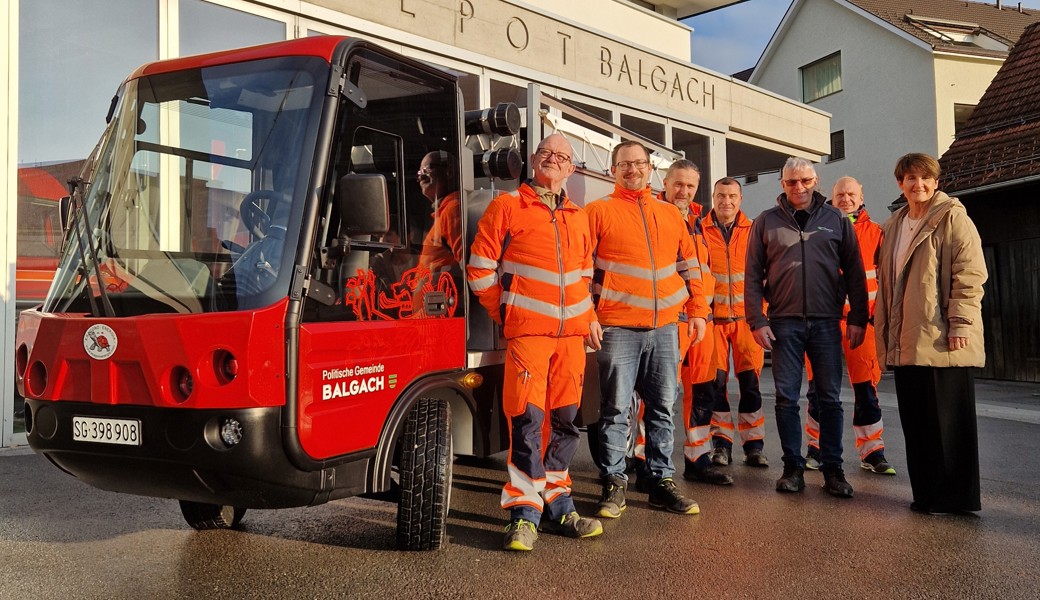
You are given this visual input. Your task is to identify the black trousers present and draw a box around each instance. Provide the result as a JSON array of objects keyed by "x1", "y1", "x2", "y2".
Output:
[{"x1": 893, "y1": 366, "x2": 981, "y2": 512}]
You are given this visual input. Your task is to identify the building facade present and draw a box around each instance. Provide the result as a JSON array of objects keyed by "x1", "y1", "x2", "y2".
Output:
[
  {"x1": 941, "y1": 21, "x2": 1040, "y2": 382},
  {"x1": 736, "y1": 0, "x2": 1037, "y2": 217},
  {"x1": 0, "y1": 0, "x2": 831, "y2": 447}
]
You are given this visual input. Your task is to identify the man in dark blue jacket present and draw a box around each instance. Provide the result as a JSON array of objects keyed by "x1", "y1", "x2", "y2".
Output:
[{"x1": 745, "y1": 157, "x2": 869, "y2": 498}]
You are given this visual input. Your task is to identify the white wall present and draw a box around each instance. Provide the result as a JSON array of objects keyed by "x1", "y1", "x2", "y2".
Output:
[
  {"x1": 2, "y1": 0, "x2": 18, "y2": 447},
  {"x1": 522, "y1": 0, "x2": 693, "y2": 60},
  {"x1": 741, "y1": 0, "x2": 940, "y2": 219},
  {"x1": 934, "y1": 54, "x2": 1002, "y2": 156}
]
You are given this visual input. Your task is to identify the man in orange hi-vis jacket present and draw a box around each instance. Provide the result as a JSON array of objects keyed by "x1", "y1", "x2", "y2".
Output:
[
  {"x1": 630, "y1": 160, "x2": 732, "y2": 487},
  {"x1": 414, "y1": 150, "x2": 463, "y2": 318},
  {"x1": 804, "y1": 176, "x2": 895, "y2": 475},
  {"x1": 586, "y1": 141, "x2": 709, "y2": 520},
  {"x1": 417, "y1": 150, "x2": 462, "y2": 272},
  {"x1": 702, "y1": 178, "x2": 769, "y2": 470},
  {"x1": 468, "y1": 133, "x2": 602, "y2": 552}
]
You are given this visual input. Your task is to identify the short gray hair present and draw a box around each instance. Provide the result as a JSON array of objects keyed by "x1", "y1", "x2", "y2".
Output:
[
  {"x1": 666, "y1": 159, "x2": 700, "y2": 177},
  {"x1": 782, "y1": 156, "x2": 816, "y2": 176}
]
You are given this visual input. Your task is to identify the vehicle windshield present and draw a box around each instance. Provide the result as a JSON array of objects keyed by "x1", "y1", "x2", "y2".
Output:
[{"x1": 44, "y1": 55, "x2": 329, "y2": 316}]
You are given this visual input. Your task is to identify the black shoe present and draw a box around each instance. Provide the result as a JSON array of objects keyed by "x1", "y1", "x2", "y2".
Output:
[
  {"x1": 647, "y1": 478, "x2": 700, "y2": 515},
  {"x1": 861, "y1": 452, "x2": 896, "y2": 475},
  {"x1": 597, "y1": 475, "x2": 627, "y2": 519},
  {"x1": 683, "y1": 461, "x2": 733, "y2": 486},
  {"x1": 744, "y1": 448, "x2": 769, "y2": 468},
  {"x1": 775, "y1": 464, "x2": 805, "y2": 493},
  {"x1": 910, "y1": 502, "x2": 954, "y2": 516},
  {"x1": 822, "y1": 467, "x2": 854, "y2": 498},
  {"x1": 710, "y1": 446, "x2": 732, "y2": 466}
]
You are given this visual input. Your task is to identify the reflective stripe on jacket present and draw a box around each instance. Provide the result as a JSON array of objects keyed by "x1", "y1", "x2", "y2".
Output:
[
  {"x1": 847, "y1": 207, "x2": 882, "y2": 317},
  {"x1": 658, "y1": 193, "x2": 715, "y2": 311},
  {"x1": 703, "y1": 209, "x2": 754, "y2": 320},
  {"x1": 586, "y1": 185, "x2": 708, "y2": 328},
  {"x1": 467, "y1": 183, "x2": 595, "y2": 339}
]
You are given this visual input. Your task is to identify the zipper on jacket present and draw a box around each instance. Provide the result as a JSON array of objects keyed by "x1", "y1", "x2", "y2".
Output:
[
  {"x1": 551, "y1": 206, "x2": 567, "y2": 337},
  {"x1": 800, "y1": 232, "x2": 807, "y2": 319},
  {"x1": 724, "y1": 227, "x2": 735, "y2": 320},
  {"x1": 637, "y1": 195, "x2": 658, "y2": 329}
]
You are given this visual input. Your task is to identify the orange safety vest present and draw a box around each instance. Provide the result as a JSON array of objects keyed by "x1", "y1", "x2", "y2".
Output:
[
  {"x1": 586, "y1": 185, "x2": 708, "y2": 328},
  {"x1": 467, "y1": 183, "x2": 595, "y2": 339},
  {"x1": 702, "y1": 209, "x2": 754, "y2": 320},
  {"x1": 419, "y1": 191, "x2": 463, "y2": 272},
  {"x1": 849, "y1": 207, "x2": 882, "y2": 317}
]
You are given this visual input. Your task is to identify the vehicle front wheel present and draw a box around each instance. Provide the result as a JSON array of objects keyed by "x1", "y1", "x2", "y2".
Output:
[
  {"x1": 178, "y1": 500, "x2": 246, "y2": 530},
  {"x1": 396, "y1": 397, "x2": 452, "y2": 551}
]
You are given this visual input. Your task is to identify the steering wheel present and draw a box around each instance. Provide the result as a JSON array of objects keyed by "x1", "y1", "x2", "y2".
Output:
[{"x1": 240, "y1": 190, "x2": 288, "y2": 239}]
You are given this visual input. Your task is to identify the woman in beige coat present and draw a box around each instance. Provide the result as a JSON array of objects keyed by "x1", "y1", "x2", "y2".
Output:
[{"x1": 875, "y1": 153, "x2": 987, "y2": 515}]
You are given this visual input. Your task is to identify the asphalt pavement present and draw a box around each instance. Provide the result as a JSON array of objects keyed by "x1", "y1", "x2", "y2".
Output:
[{"x1": 1, "y1": 370, "x2": 1038, "y2": 599}]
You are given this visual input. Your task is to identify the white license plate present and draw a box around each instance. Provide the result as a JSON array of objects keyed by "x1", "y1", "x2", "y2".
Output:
[{"x1": 72, "y1": 416, "x2": 142, "y2": 446}]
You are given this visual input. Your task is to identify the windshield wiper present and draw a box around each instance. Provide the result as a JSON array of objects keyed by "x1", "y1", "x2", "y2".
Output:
[{"x1": 67, "y1": 176, "x2": 115, "y2": 318}]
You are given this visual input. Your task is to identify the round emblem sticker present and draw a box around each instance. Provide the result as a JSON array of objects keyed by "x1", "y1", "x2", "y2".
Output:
[{"x1": 84, "y1": 324, "x2": 118, "y2": 360}]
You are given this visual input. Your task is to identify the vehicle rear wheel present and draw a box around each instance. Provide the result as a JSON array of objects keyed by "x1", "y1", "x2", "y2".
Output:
[
  {"x1": 178, "y1": 500, "x2": 246, "y2": 530},
  {"x1": 396, "y1": 397, "x2": 452, "y2": 551}
]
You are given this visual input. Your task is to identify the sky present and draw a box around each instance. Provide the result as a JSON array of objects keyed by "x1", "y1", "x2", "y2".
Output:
[{"x1": 684, "y1": 0, "x2": 1040, "y2": 76}]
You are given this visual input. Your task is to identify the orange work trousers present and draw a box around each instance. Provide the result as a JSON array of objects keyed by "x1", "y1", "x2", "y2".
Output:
[{"x1": 500, "y1": 335, "x2": 586, "y2": 523}]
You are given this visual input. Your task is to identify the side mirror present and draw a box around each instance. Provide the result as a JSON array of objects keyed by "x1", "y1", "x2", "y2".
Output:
[{"x1": 336, "y1": 173, "x2": 390, "y2": 237}]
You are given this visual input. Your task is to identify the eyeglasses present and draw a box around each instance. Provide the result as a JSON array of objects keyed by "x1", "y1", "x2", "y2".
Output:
[
  {"x1": 535, "y1": 149, "x2": 572, "y2": 164},
  {"x1": 417, "y1": 166, "x2": 439, "y2": 179},
  {"x1": 615, "y1": 159, "x2": 650, "y2": 170},
  {"x1": 781, "y1": 177, "x2": 816, "y2": 187}
]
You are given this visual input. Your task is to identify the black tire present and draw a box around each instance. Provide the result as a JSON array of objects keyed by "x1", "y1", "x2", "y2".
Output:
[
  {"x1": 178, "y1": 500, "x2": 246, "y2": 530},
  {"x1": 396, "y1": 397, "x2": 452, "y2": 551}
]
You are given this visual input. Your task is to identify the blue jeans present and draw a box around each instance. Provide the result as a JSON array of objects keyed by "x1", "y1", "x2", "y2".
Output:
[
  {"x1": 596, "y1": 325, "x2": 680, "y2": 481},
  {"x1": 769, "y1": 318, "x2": 844, "y2": 470}
]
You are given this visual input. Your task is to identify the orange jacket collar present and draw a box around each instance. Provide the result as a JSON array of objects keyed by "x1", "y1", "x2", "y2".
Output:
[{"x1": 612, "y1": 184, "x2": 651, "y2": 204}]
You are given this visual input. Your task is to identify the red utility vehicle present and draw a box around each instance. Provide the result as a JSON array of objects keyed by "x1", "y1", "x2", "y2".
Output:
[{"x1": 15, "y1": 36, "x2": 530, "y2": 550}]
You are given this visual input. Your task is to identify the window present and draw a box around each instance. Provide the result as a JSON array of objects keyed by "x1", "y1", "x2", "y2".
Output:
[
  {"x1": 672, "y1": 127, "x2": 711, "y2": 209},
  {"x1": 179, "y1": 0, "x2": 285, "y2": 56},
  {"x1": 954, "y1": 104, "x2": 976, "y2": 135},
  {"x1": 620, "y1": 114, "x2": 665, "y2": 145},
  {"x1": 828, "y1": 130, "x2": 845, "y2": 162},
  {"x1": 905, "y1": 15, "x2": 1011, "y2": 52},
  {"x1": 801, "y1": 52, "x2": 841, "y2": 103}
]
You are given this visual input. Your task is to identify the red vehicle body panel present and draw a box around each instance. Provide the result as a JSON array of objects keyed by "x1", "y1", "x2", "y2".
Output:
[
  {"x1": 17, "y1": 300, "x2": 288, "y2": 409},
  {"x1": 297, "y1": 318, "x2": 465, "y2": 459},
  {"x1": 131, "y1": 36, "x2": 345, "y2": 79}
]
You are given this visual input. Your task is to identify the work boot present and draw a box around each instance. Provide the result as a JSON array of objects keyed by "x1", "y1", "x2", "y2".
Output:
[
  {"x1": 648, "y1": 478, "x2": 700, "y2": 515},
  {"x1": 861, "y1": 452, "x2": 897, "y2": 475},
  {"x1": 822, "y1": 467, "x2": 854, "y2": 498},
  {"x1": 502, "y1": 519, "x2": 538, "y2": 551},
  {"x1": 805, "y1": 447, "x2": 822, "y2": 471},
  {"x1": 776, "y1": 464, "x2": 805, "y2": 493},
  {"x1": 540, "y1": 511, "x2": 603, "y2": 539},
  {"x1": 744, "y1": 448, "x2": 769, "y2": 468},
  {"x1": 597, "y1": 475, "x2": 627, "y2": 519},
  {"x1": 710, "y1": 446, "x2": 731, "y2": 466},
  {"x1": 683, "y1": 460, "x2": 733, "y2": 486}
]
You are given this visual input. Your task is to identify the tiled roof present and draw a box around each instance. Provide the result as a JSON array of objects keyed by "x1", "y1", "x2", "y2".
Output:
[
  {"x1": 848, "y1": 0, "x2": 1039, "y2": 58},
  {"x1": 940, "y1": 21, "x2": 1040, "y2": 192},
  {"x1": 731, "y1": 67, "x2": 754, "y2": 81}
]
